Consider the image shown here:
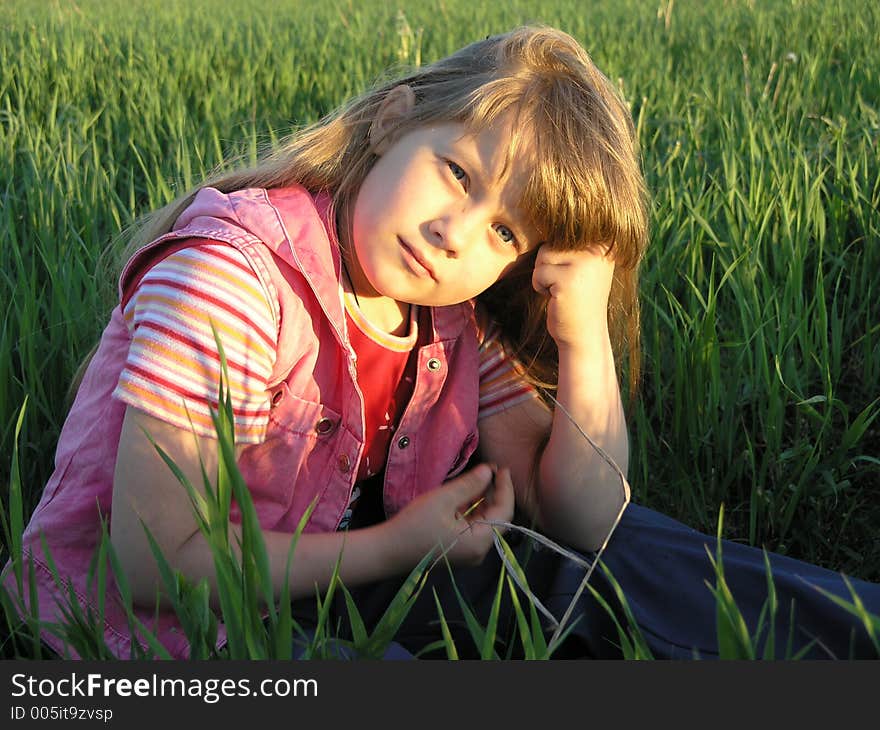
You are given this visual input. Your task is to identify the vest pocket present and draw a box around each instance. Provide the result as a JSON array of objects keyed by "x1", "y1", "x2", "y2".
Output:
[
  {"x1": 266, "y1": 383, "x2": 342, "y2": 438},
  {"x1": 446, "y1": 431, "x2": 478, "y2": 479},
  {"x1": 240, "y1": 385, "x2": 346, "y2": 529}
]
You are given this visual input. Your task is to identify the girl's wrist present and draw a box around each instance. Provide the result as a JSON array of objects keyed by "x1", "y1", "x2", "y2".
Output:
[
  {"x1": 371, "y1": 515, "x2": 421, "y2": 574},
  {"x1": 555, "y1": 325, "x2": 613, "y2": 362}
]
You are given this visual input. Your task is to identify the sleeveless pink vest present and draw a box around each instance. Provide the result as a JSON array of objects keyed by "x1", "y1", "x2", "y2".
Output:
[{"x1": 12, "y1": 186, "x2": 481, "y2": 658}]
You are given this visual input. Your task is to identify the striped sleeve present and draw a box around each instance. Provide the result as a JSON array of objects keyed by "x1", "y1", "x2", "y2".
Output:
[
  {"x1": 477, "y1": 315, "x2": 539, "y2": 420},
  {"x1": 113, "y1": 243, "x2": 278, "y2": 443}
]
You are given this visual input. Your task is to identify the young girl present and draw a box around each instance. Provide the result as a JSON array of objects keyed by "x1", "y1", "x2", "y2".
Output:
[{"x1": 12, "y1": 26, "x2": 879, "y2": 660}]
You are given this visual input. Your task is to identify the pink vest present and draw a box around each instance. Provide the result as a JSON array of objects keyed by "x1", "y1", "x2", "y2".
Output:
[{"x1": 13, "y1": 186, "x2": 481, "y2": 658}]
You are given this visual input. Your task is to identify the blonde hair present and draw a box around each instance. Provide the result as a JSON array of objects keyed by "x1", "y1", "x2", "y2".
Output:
[{"x1": 119, "y1": 25, "x2": 649, "y2": 399}]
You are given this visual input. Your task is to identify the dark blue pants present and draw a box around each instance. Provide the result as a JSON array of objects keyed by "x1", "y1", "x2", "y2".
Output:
[
  {"x1": 554, "y1": 504, "x2": 879, "y2": 659},
  {"x1": 295, "y1": 503, "x2": 879, "y2": 659}
]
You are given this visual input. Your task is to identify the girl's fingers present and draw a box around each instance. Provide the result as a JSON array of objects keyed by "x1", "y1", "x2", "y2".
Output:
[
  {"x1": 531, "y1": 267, "x2": 550, "y2": 294},
  {"x1": 532, "y1": 264, "x2": 561, "y2": 295},
  {"x1": 452, "y1": 464, "x2": 493, "y2": 495},
  {"x1": 532, "y1": 258, "x2": 577, "y2": 294},
  {"x1": 480, "y1": 467, "x2": 515, "y2": 525},
  {"x1": 448, "y1": 463, "x2": 494, "y2": 516}
]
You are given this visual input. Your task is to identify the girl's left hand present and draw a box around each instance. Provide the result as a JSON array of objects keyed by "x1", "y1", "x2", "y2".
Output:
[{"x1": 531, "y1": 245, "x2": 615, "y2": 351}]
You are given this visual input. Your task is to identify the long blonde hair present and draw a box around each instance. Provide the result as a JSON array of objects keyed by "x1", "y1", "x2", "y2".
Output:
[{"x1": 115, "y1": 25, "x2": 649, "y2": 399}]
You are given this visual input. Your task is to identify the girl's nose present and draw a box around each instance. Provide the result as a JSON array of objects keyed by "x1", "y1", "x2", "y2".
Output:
[{"x1": 427, "y1": 213, "x2": 473, "y2": 257}]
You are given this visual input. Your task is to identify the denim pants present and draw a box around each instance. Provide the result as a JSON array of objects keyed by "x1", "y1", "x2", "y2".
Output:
[{"x1": 293, "y1": 503, "x2": 879, "y2": 660}]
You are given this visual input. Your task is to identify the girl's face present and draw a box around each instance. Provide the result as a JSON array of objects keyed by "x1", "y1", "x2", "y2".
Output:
[{"x1": 347, "y1": 118, "x2": 540, "y2": 308}]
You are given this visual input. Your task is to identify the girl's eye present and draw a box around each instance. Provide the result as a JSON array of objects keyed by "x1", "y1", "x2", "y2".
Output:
[
  {"x1": 447, "y1": 160, "x2": 467, "y2": 185},
  {"x1": 494, "y1": 224, "x2": 517, "y2": 247}
]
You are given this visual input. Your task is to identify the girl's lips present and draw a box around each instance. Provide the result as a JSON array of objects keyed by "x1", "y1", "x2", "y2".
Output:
[{"x1": 398, "y1": 238, "x2": 436, "y2": 280}]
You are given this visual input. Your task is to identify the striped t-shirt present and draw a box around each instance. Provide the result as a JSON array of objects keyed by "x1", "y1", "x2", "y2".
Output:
[{"x1": 113, "y1": 242, "x2": 537, "y2": 447}]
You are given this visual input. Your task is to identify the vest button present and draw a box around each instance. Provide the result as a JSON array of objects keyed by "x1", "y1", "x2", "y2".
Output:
[
  {"x1": 397, "y1": 436, "x2": 410, "y2": 449},
  {"x1": 271, "y1": 390, "x2": 284, "y2": 405},
  {"x1": 337, "y1": 454, "x2": 352, "y2": 473},
  {"x1": 315, "y1": 417, "x2": 336, "y2": 435},
  {"x1": 426, "y1": 358, "x2": 442, "y2": 372}
]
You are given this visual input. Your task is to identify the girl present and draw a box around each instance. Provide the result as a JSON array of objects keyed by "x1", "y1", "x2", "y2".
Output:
[{"x1": 11, "y1": 26, "x2": 879, "y2": 660}]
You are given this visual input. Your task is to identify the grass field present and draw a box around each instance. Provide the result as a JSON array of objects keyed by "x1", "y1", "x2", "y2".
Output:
[{"x1": 1, "y1": 0, "x2": 878, "y2": 658}]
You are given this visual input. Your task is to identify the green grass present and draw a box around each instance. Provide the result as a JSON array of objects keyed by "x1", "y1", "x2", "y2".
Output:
[{"x1": 1, "y1": 0, "x2": 878, "y2": 657}]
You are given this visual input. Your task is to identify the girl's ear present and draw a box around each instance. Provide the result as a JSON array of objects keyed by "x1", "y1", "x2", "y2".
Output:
[{"x1": 370, "y1": 85, "x2": 416, "y2": 155}]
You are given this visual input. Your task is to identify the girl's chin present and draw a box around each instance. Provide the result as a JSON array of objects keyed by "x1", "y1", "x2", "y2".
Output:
[{"x1": 361, "y1": 269, "x2": 475, "y2": 307}]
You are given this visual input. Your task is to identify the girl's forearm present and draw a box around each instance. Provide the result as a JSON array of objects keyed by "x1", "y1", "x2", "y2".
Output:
[
  {"x1": 536, "y1": 330, "x2": 629, "y2": 552},
  {"x1": 115, "y1": 408, "x2": 418, "y2": 610},
  {"x1": 149, "y1": 519, "x2": 410, "y2": 608}
]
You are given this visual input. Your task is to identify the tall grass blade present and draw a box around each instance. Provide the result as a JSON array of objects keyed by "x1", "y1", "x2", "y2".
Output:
[
  {"x1": 480, "y1": 568, "x2": 506, "y2": 660},
  {"x1": 806, "y1": 577, "x2": 880, "y2": 657},
  {"x1": 0, "y1": 398, "x2": 28, "y2": 595},
  {"x1": 355, "y1": 548, "x2": 436, "y2": 659},
  {"x1": 580, "y1": 566, "x2": 653, "y2": 660},
  {"x1": 442, "y1": 557, "x2": 495, "y2": 659},
  {"x1": 505, "y1": 575, "x2": 536, "y2": 659},
  {"x1": 431, "y1": 588, "x2": 459, "y2": 660},
  {"x1": 705, "y1": 506, "x2": 755, "y2": 659}
]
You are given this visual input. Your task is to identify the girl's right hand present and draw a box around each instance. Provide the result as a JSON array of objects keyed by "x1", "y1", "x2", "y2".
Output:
[{"x1": 386, "y1": 464, "x2": 514, "y2": 566}]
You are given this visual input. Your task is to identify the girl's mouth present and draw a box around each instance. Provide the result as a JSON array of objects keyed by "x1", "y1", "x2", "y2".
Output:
[{"x1": 398, "y1": 238, "x2": 436, "y2": 280}]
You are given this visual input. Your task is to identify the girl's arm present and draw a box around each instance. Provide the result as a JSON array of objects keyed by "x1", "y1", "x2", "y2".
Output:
[
  {"x1": 478, "y1": 246, "x2": 628, "y2": 553},
  {"x1": 111, "y1": 406, "x2": 513, "y2": 607}
]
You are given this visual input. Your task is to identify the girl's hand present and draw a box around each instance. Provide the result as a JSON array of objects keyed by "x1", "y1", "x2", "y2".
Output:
[
  {"x1": 532, "y1": 246, "x2": 615, "y2": 352},
  {"x1": 387, "y1": 464, "x2": 514, "y2": 566}
]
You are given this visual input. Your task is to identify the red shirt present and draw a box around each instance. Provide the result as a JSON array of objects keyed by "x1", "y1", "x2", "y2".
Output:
[{"x1": 343, "y1": 292, "x2": 429, "y2": 482}]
